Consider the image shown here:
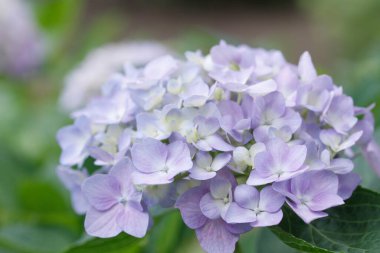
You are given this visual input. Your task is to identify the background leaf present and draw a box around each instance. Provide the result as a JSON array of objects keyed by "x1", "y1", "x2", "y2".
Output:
[
  {"x1": 64, "y1": 233, "x2": 144, "y2": 253},
  {"x1": 271, "y1": 187, "x2": 380, "y2": 253}
]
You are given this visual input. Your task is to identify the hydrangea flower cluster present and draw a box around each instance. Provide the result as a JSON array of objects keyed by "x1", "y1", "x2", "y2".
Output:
[{"x1": 57, "y1": 41, "x2": 380, "y2": 253}]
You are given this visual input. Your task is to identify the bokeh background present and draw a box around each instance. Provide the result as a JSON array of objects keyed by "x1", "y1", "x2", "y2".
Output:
[{"x1": 1, "y1": 0, "x2": 380, "y2": 252}]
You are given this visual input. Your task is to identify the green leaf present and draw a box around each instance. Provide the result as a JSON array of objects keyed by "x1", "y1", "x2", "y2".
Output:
[
  {"x1": 64, "y1": 233, "x2": 144, "y2": 253},
  {"x1": 239, "y1": 228, "x2": 297, "y2": 253},
  {"x1": 0, "y1": 224, "x2": 76, "y2": 253},
  {"x1": 144, "y1": 211, "x2": 184, "y2": 253},
  {"x1": 271, "y1": 187, "x2": 380, "y2": 253}
]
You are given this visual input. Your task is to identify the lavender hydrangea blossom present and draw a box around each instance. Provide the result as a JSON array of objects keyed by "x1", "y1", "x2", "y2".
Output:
[{"x1": 57, "y1": 41, "x2": 380, "y2": 253}]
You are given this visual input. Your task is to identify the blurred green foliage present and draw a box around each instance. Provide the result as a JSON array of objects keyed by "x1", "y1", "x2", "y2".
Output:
[
  {"x1": 300, "y1": 0, "x2": 380, "y2": 59},
  {"x1": 0, "y1": 0, "x2": 380, "y2": 252}
]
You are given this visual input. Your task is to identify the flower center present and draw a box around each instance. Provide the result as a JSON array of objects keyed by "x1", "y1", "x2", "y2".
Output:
[
  {"x1": 229, "y1": 62, "x2": 240, "y2": 71},
  {"x1": 119, "y1": 197, "x2": 128, "y2": 205}
]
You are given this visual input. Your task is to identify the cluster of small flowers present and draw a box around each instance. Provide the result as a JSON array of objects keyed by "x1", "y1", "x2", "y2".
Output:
[
  {"x1": 0, "y1": 0, "x2": 44, "y2": 76},
  {"x1": 57, "y1": 41, "x2": 380, "y2": 253}
]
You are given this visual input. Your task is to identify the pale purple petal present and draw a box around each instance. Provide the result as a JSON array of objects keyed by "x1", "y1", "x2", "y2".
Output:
[
  {"x1": 247, "y1": 169, "x2": 278, "y2": 186},
  {"x1": 234, "y1": 184, "x2": 259, "y2": 210},
  {"x1": 298, "y1": 51, "x2": 317, "y2": 83},
  {"x1": 283, "y1": 144, "x2": 307, "y2": 172},
  {"x1": 89, "y1": 147, "x2": 114, "y2": 165},
  {"x1": 205, "y1": 135, "x2": 234, "y2": 151},
  {"x1": 271, "y1": 109, "x2": 302, "y2": 133},
  {"x1": 224, "y1": 203, "x2": 256, "y2": 223},
  {"x1": 131, "y1": 138, "x2": 167, "y2": 173},
  {"x1": 71, "y1": 189, "x2": 89, "y2": 214},
  {"x1": 143, "y1": 55, "x2": 177, "y2": 80},
  {"x1": 211, "y1": 153, "x2": 232, "y2": 171},
  {"x1": 57, "y1": 166, "x2": 87, "y2": 190},
  {"x1": 329, "y1": 158, "x2": 354, "y2": 174},
  {"x1": 82, "y1": 174, "x2": 120, "y2": 211},
  {"x1": 132, "y1": 171, "x2": 172, "y2": 185},
  {"x1": 338, "y1": 173, "x2": 361, "y2": 200},
  {"x1": 287, "y1": 200, "x2": 327, "y2": 224},
  {"x1": 301, "y1": 171, "x2": 339, "y2": 197},
  {"x1": 84, "y1": 205, "x2": 123, "y2": 238},
  {"x1": 194, "y1": 139, "x2": 213, "y2": 152},
  {"x1": 190, "y1": 166, "x2": 216, "y2": 180},
  {"x1": 246, "y1": 79, "x2": 278, "y2": 97},
  {"x1": 195, "y1": 151, "x2": 212, "y2": 168},
  {"x1": 166, "y1": 141, "x2": 193, "y2": 175},
  {"x1": 200, "y1": 193, "x2": 225, "y2": 219},
  {"x1": 117, "y1": 204, "x2": 149, "y2": 238},
  {"x1": 196, "y1": 219, "x2": 239, "y2": 253},
  {"x1": 210, "y1": 177, "x2": 232, "y2": 199},
  {"x1": 198, "y1": 117, "x2": 220, "y2": 137},
  {"x1": 259, "y1": 186, "x2": 285, "y2": 212},
  {"x1": 175, "y1": 187, "x2": 208, "y2": 229},
  {"x1": 252, "y1": 210, "x2": 283, "y2": 227},
  {"x1": 252, "y1": 152, "x2": 276, "y2": 178},
  {"x1": 272, "y1": 180, "x2": 300, "y2": 204},
  {"x1": 323, "y1": 95, "x2": 357, "y2": 135},
  {"x1": 110, "y1": 159, "x2": 142, "y2": 202},
  {"x1": 308, "y1": 193, "x2": 344, "y2": 211}
]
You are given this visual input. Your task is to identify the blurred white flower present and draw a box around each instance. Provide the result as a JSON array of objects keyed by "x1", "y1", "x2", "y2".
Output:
[
  {"x1": 59, "y1": 41, "x2": 172, "y2": 111},
  {"x1": 0, "y1": 0, "x2": 44, "y2": 76}
]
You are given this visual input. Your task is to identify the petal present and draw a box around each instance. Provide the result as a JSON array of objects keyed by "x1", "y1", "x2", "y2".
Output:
[
  {"x1": 298, "y1": 51, "x2": 317, "y2": 83},
  {"x1": 234, "y1": 184, "x2": 259, "y2": 210},
  {"x1": 200, "y1": 193, "x2": 225, "y2": 219},
  {"x1": 287, "y1": 200, "x2": 327, "y2": 224},
  {"x1": 132, "y1": 171, "x2": 172, "y2": 185},
  {"x1": 57, "y1": 166, "x2": 87, "y2": 190},
  {"x1": 247, "y1": 169, "x2": 278, "y2": 186},
  {"x1": 166, "y1": 141, "x2": 193, "y2": 175},
  {"x1": 205, "y1": 135, "x2": 234, "y2": 152},
  {"x1": 253, "y1": 152, "x2": 276, "y2": 177},
  {"x1": 305, "y1": 171, "x2": 339, "y2": 197},
  {"x1": 198, "y1": 117, "x2": 220, "y2": 137},
  {"x1": 82, "y1": 174, "x2": 120, "y2": 211},
  {"x1": 195, "y1": 151, "x2": 212, "y2": 168},
  {"x1": 212, "y1": 153, "x2": 232, "y2": 171},
  {"x1": 308, "y1": 193, "x2": 344, "y2": 212},
  {"x1": 251, "y1": 210, "x2": 283, "y2": 227},
  {"x1": 338, "y1": 172, "x2": 361, "y2": 200},
  {"x1": 110, "y1": 159, "x2": 139, "y2": 200},
  {"x1": 190, "y1": 166, "x2": 216, "y2": 180},
  {"x1": 272, "y1": 109, "x2": 302, "y2": 133},
  {"x1": 246, "y1": 79, "x2": 278, "y2": 97},
  {"x1": 117, "y1": 204, "x2": 149, "y2": 238},
  {"x1": 131, "y1": 138, "x2": 168, "y2": 173},
  {"x1": 224, "y1": 203, "x2": 256, "y2": 223},
  {"x1": 110, "y1": 158, "x2": 132, "y2": 180},
  {"x1": 84, "y1": 205, "x2": 123, "y2": 238},
  {"x1": 194, "y1": 139, "x2": 213, "y2": 151},
  {"x1": 144, "y1": 55, "x2": 177, "y2": 79},
  {"x1": 210, "y1": 177, "x2": 232, "y2": 199},
  {"x1": 259, "y1": 186, "x2": 285, "y2": 212},
  {"x1": 175, "y1": 187, "x2": 208, "y2": 229},
  {"x1": 329, "y1": 158, "x2": 354, "y2": 174},
  {"x1": 283, "y1": 144, "x2": 307, "y2": 172},
  {"x1": 339, "y1": 131, "x2": 362, "y2": 151},
  {"x1": 89, "y1": 147, "x2": 114, "y2": 165},
  {"x1": 71, "y1": 189, "x2": 89, "y2": 214},
  {"x1": 196, "y1": 219, "x2": 239, "y2": 253}
]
